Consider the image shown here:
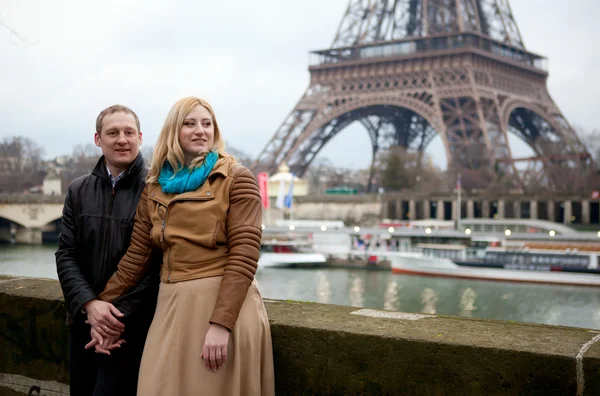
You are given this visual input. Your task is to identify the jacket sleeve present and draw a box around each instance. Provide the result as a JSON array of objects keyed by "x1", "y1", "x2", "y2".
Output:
[
  {"x1": 209, "y1": 167, "x2": 262, "y2": 330},
  {"x1": 112, "y1": 248, "x2": 161, "y2": 317},
  {"x1": 55, "y1": 181, "x2": 97, "y2": 319},
  {"x1": 99, "y1": 186, "x2": 156, "y2": 302}
]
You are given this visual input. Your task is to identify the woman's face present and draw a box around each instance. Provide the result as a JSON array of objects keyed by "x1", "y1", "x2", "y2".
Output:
[{"x1": 179, "y1": 104, "x2": 215, "y2": 165}]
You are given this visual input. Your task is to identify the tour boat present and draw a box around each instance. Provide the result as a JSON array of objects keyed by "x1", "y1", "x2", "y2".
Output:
[
  {"x1": 389, "y1": 245, "x2": 600, "y2": 287},
  {"x1": 258, "y1": 238, "x2": 327, "y2": 268}
]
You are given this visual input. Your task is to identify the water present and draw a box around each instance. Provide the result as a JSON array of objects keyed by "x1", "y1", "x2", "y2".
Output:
[{"x1": 2, "y1": 244, "x2": 600, "y2": 330}]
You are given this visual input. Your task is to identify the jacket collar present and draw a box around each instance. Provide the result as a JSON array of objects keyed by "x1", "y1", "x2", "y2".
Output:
[
  {"x1": 92, "y1": 153, "x2": 146, "y2": 184},
  {"x1": 209, "y1": 157, "x2": 231, "y2": 179},
  {"x1": 147, "y1": 157, "x2": 234, "y2": 205}
]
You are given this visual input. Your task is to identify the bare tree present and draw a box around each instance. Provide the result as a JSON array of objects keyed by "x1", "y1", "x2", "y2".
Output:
[
  {"x1": 377, "y1": 147, "x2": 442, "y2": 193},
  {"x1": 141, "y1": 145, "x2": 154, "y2": 166},
  {"x1": 0, "y1": 15, "x2": 38, "y2": 46},
  {"x1": 577, "y1": 126, "x2": 600, "y2": 171},
  {"x1": 0, "y1": 136, "x2": 46, "y2": 193},
  {"x1": 304, "y1": 157, "x2": 368, "y2": 194},
  {"x1": 225, "y1": 143, "x2": 253, "y2": 166}
]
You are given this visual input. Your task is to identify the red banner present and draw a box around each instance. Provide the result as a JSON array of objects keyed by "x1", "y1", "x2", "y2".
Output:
[{"x1": 257, "y1": 172, "x2": 270, "y2": 209}]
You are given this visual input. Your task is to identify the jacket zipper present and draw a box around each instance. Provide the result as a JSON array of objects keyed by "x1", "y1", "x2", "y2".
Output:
[
  {"x1": 160, "y1": 206, "x2": 173, "y2": 282},
  {"x1": 156, "y1": 194, "x2": 214, "y2": 283}
]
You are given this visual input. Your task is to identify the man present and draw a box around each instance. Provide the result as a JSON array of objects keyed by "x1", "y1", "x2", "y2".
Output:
[{"x1": 56, "y1": 105, "x2": 159, "y2": 396}]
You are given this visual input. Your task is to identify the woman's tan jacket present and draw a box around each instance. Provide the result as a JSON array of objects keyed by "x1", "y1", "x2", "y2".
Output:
[{"x1": 99, "y1": 158, "x2": 262, "y2": 331}]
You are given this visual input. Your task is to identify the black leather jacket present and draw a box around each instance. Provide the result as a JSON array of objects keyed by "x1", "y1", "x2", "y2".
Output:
[{"x1": 56, "y1": 154, "x2": 159, "y2": 323}]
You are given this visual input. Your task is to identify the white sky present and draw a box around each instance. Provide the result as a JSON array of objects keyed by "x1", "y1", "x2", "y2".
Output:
[{"x1": 1, "y1": 0, "x2": 599, "y2": 170}]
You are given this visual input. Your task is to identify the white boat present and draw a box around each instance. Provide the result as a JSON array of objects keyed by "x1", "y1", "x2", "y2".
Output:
[
  {"x1": 258, "y1": 239, "x2": 327, "y2": 268},
  {"x1": 390, "y1": 254, "x2": 600, "y2": 287}
]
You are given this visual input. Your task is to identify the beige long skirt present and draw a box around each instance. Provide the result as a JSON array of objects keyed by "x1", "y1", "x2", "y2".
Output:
[{"x1": 137, "y1": 276, "x2": 275, "y2": 396}]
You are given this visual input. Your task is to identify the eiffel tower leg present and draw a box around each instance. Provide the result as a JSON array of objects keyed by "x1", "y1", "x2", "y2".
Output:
[
  {"x1": 253, "y1": 99, "x2": 317, "y2": 175},
  {"x1": 478, "y1": 96, "x2": 522, "y2": 188},
  {"x1": 438, "y1": 96, "x2": 490, "y2": 170},
  {"x1": 503, "y1": 104, "x2": 589, "y2": 192}
]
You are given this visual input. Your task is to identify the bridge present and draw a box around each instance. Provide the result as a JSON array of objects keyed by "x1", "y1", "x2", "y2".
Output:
[{"x1": 0, "y1": 195, "x2": 64, "y2": 244}]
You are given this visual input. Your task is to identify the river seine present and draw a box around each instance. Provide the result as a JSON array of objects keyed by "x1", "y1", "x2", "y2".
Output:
[{"x1": 2, "y1": 244, "x2": 599, "y2": 330}]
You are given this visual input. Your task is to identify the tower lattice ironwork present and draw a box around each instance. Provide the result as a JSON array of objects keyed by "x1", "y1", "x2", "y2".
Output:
[{"x1": 253, "y1": 0, "x2": 589, "y2": 191}]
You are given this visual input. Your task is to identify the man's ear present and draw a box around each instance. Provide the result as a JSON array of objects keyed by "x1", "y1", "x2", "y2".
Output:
[
  {"x1": 138, "y1": 131, "x2": 143, "y2": 146},
  {"x1": 94, "y1": 132, "x2": 101, "y2": 148}
]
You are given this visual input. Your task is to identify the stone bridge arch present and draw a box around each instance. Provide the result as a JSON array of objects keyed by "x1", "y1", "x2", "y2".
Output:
[{"x1": 0, "y1": 204, "x2": 64, "y2": 229}]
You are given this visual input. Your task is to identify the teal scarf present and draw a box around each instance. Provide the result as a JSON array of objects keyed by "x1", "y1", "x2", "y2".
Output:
[{"x1": 158, "y1": 151, "x2": 218, "y2": 194}]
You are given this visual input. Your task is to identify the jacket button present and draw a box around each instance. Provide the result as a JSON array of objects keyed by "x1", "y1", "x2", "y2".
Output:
[{"x1": 206, "y1": 192, "x2": 212, "y2": 197}]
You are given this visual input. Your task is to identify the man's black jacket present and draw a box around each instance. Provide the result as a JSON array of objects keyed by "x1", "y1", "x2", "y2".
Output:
[{"x1": 56, "y1": 154, "x2": 159, "y2": 323}]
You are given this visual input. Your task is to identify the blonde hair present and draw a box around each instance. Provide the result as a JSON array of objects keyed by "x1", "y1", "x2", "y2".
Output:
[{"x1": 147, "y1": 97, "x2": 232, "y2": 184}]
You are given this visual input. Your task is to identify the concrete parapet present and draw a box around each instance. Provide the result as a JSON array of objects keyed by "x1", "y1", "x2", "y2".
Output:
[
  {"x1": 1, "y1": 277, "x2": 600, "y2": 395},
  {"x1": 294, "y1": 201, "x2": 382, "y2": 226}
]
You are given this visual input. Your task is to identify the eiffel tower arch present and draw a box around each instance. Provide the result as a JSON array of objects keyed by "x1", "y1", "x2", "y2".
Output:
[{"x1": 254, "y1": 0, "x2": 589, "y2": 191}]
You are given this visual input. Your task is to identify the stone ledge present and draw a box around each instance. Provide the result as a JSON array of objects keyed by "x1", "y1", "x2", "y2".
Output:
[{"x1": 1, "y1": 277, "x2": 600, "y2": 395}]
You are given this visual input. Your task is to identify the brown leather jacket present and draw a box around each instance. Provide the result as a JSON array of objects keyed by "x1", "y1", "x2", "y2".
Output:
[{"x1": 99, "y1": 157, "x2": 262, "y2": 330}]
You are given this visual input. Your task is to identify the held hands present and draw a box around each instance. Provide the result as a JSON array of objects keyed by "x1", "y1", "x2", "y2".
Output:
[
  {"x1": 83, "y1": 299, "x2": 125, "y2": 339},
  {"x1": 201, "y1": 323, "x2": 230, "y2": 372},
  {"x1": 85, "y1": 327, "x2": 126, "y2": 355}
]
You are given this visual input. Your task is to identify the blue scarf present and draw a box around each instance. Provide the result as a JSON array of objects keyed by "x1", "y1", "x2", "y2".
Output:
[{"x1": 158, "y1": 151, "x2": 219, "y2": 194}]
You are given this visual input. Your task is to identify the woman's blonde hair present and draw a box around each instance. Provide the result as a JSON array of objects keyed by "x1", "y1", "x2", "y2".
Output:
[{"x1": 147, "y1": 96, "x2": 230, "y2": 184}]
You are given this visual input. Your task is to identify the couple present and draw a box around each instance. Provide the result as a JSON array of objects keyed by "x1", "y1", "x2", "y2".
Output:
[{"x1": 55, "y1": 97, "x2": 275, "y2": 396}]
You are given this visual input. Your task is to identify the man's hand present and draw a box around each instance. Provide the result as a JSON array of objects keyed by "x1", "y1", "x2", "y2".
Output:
[
  {"x1": 201, "y1": 323, "x2": 230, "y2": 372},
  {"x1": 85, "y1": 327, "x2": 125, "y2": 355},
  {"x1": 84, "y1": 299, "x2": 125, "y2": 339}
]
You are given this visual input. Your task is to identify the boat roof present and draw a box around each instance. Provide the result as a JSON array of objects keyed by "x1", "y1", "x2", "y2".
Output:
[
  {"x1": 262, "y1": 226, "x2": 600, "y2": 243},
  {"x1": 458, "y1": 218, "x2": 578, "y2": 235}
]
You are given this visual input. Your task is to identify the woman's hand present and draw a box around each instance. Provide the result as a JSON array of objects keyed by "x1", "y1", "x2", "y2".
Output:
[
  {"x1": 85, "y1": 327, "x2": 125, "y2": 355},
  {"x1": 201, "y1": 323, "x2": 230, "y2": 372}
]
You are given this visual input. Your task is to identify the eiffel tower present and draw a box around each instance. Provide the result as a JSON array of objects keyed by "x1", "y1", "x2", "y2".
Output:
[{"x1": 253, "y1": 0, "x2": 589, "y2": 191}]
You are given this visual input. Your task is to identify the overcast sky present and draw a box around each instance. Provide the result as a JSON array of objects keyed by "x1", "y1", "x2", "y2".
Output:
[{"x1": 1, "y1": 0, "x2": 599, "y2": 170}]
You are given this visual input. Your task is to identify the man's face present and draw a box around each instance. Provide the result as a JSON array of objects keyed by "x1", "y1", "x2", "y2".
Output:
[{"x1": 94, "y1": 111, "x2": 142, "y2": 170}]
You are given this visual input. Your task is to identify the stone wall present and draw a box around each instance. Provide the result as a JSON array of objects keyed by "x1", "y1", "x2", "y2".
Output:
[
  {"x1": 1, "y1": 277, "x2": 600, "y2": 395},
  {"x1": 294, "y1": 201, "x2": 382, "y2": 226}
]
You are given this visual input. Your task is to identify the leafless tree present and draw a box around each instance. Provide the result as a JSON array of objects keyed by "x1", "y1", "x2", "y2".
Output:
[
  {"x1": 0, "y1": 136, "x2": 46, "y2": 193},
  {"x1": 304, "y1": 157, "x2": 368, "y2": 194},
  {"x1": 577, "y1": 126, "x2": 600, "y2": 171},
  {"x1": 377, "y1": 147, "x2": 442, "y2": 193},
  {"x1": 141, "y1": 145, "x2": 154, "y2": 166}
]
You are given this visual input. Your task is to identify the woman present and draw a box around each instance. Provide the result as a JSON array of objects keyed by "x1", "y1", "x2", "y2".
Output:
[{"x1": 97, "y1": 96, "x2": 275, "y2": 395}]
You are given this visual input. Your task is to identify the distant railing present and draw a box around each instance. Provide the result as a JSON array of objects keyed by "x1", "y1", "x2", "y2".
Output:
[
  {"x1": 309, "y1": 32, "x2": 547, "y2": 72},
  {"x1": 0, "y1": 194, "x2": 66, "y2": 204}
]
